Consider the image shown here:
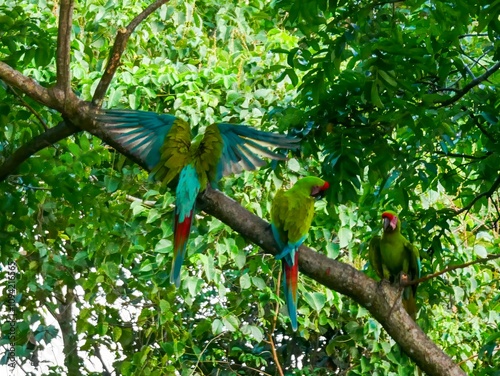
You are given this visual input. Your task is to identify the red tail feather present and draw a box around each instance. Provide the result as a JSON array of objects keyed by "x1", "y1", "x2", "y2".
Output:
[{"x1": 171, "y1": 211, "x2": 193, "y2": 287}]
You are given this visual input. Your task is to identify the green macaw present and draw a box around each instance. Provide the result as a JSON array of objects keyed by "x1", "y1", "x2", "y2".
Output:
[
  {"x1": 271, "y1": 176, "x2": 330, "y2": 330},
  {"x1": 369, "y1": 210, "x2": 421, "y2": 319},
  {"x1": 98, "y1": 109, "x2": 300, "y2": 287}
]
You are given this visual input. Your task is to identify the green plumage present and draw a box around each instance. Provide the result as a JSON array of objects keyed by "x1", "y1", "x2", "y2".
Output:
[
  {"x1": 271, "y1": 179, "x2": 317, "y2": 244},
  {"x1": 152, "y1": 121, "x2": 223, "y2": 190},
  {"x1": 369, "y1": 210, "x2": 421, "y2": 319},
  {"x1": 270, "y1": 176, "x2": 330, "y2": 330}
]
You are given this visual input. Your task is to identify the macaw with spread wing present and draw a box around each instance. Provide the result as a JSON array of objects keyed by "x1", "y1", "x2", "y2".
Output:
[
  {"x1": 270, "y1": 176, "x2": 329, "y2": 330},
  {"x1": 99, "y1": 109, "x2": 300, "y2": 287},
  {"x1": 369, "y1": 210, "x2": 421, "y2": 319}
]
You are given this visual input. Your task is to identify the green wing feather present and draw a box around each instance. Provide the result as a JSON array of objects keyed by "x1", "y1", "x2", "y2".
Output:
[
  {"x1": 152, "y1": 118, "x2": 192, "y2": 186},
  {"x1": 192, "y1": 123, "x2": 224, "y2": 189}
]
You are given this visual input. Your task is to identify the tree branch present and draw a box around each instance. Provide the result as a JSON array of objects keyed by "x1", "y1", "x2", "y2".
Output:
[
  {"x1": 436, "y1": 60, "x2": 500, "y2": 107},
  {"x1": 458, "y1": 33, "x2": 488, "y2": 39},
  {"x1": 0, "y1": 62, "x2": 58, "y2": 110},
  {"x1": 6, "y1": 84, "x2": 48, "y2": 131},
  {"x1": 199, "y1": 187, "x2": 466, "y2": 376},
  {"x1": 92, "y1": 0, "x2": 170, "y2": 106},
  {"x1": 457, "y1": 174, "x2": 500, "y2": 214},
  {"x1": 404, "y1": 254, "x2": 500, "y2": 286},
  {"x1": 55, "y1": 0, "x2": 74, "y2": 96},
  {"x1": 0, "y1": 121, "x2": 79, "y2": 182},
  {"x1": 433, "y1": 150, "x2": 492, "y2": 160}
]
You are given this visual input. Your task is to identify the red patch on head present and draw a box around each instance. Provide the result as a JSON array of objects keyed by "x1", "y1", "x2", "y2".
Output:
[
  {"x1": 382, "y1": 212, "x2": 398, "y2": 231},
  {"x1": 381, "y1": 212, "x2": 394, "y2": 220},
  {"x1": 322, "y1": 182, "x2": 330, "y2": 190}
]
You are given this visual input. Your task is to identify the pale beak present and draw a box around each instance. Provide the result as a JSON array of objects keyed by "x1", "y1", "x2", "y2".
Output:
[{"x1": 383, "y1": 217, "x2": 391, "y2": 231}]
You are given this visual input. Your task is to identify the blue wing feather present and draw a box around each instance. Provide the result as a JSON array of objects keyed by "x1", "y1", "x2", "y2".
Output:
[
  {"x1": 215, "y1": 123, "x2": 300, "y2": 181},
  {"x1": 98, "y1": 109, "x2": 179, "y2": 169}
]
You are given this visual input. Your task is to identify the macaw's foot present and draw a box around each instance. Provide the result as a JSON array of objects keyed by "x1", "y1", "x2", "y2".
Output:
[{"x1": 399, "y1": 272, "x2": 410, "y2": 286}]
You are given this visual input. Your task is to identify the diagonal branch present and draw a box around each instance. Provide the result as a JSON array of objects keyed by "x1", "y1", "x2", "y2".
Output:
[
  {"x1": 92, "y1": 0, "x2": 170, "y2": 106},
  {"x1": 56, "y1": 0, "x2": 75, "y2": 95},
  {"x1": 404, "y1": 254, "x2": 500, "y2": 286},
  {"x1": 6, "y1": 84, "x2": 48, "y2": 131},
  {"x1": 436, "y1": 60, "x2": 500, "y2": 107},
  {"x1": 457, "y1": 174, "x2": 500, "y2": 214},
  {"x1": 0, "y1": 121, "x2": 79, "y2": 182},
  {"x1": 0, "y1": 62, "x2": 58, "y2": 110},
  {"x1": 199, "y1": 187, "x2": 466, "y2": 376}
]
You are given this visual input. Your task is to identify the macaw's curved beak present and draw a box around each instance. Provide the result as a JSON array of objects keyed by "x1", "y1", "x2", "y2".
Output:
[
  {"x1": 311, "y1": 182, "x2": 329, "y2": 200},
  {"x1": 383, "y1": 216, "x2": 397, "y2": 231}
]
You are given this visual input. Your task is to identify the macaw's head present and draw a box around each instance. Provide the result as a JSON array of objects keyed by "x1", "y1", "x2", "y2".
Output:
[
  {"x1": 293, "y1": 176, "x2": 330, "y2": 199},
  {"x1": 381, "y1": 210, "x2": 399, "y2": 233}
]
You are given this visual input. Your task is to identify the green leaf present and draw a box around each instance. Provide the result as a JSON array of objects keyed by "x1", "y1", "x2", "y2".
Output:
[
  {"x1": 473, "y1": 244, "x2": 487, "y2": 258},
  {"x1": 223, "y1": 315, "x2": 240, "y2": 332},
  {"x1": 155, "y1": 239, "x2": 172, "y2": 253},
  {"x1": 338, "y1": 227, "x2": 352, "y2": 248},
  {"x1": 370, "y1": 81, "x2": 384, "y2": 109},
  {"x1": 241, "y1": 324, "x2": 263, "y2": 343},
  {"x1": 212, "y1": 319, "x2": 224, "y2": 335},
  {"x1": 240, "y1": 273, "x2": 251, "y2": 289},
  {"x1": 303, "y1": 292, "x2": 326, "y2": 312}
]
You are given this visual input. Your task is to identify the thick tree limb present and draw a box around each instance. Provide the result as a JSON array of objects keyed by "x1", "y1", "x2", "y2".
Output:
[
  {"x1": 199, "y1": 187, "x2": 466, "y2": 376},
  {"x1": 0, "y1": 62, "x2": 57, "y2": 110},
  {"x1": 56, "y1": 0, "x2": 74, "y2": 96},
  {"x1": 436, "y1": 60, "x2": 500, "y2": 107},
  {"x1": 92, "y1": 0, "x2": 170, "y2": 106}
]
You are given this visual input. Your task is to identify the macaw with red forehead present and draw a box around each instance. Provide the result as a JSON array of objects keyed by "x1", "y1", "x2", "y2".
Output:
[
  {"x1": 369, "y1": 210, "x2": 421, "y2": 319},
  {"x1": 271, "y1": 176, "x2": 330, "y2": 330}
]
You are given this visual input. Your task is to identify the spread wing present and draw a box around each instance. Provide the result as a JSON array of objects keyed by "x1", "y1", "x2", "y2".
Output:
[
  {"x1": 215, "y1": 123, "x2": 301, "y2": 182},
  {"x1": 97, "y1": 109, "x2": 192, "y2": 186}
]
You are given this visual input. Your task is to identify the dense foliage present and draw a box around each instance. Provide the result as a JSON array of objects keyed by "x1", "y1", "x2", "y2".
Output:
[{"x1": 0, "y1": 0, "x2": 499, "y2": 375}]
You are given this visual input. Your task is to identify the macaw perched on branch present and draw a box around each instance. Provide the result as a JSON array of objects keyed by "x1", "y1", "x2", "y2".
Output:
[
  {"x1": 98, "y1": 109, "x2": 300, "y2": 287},
  {"x1": 270, "y1": 176, "x2": 330, "y2": 330},
  {"x1": 369, "y1": 210, "x2": 421, "y2": 319}
]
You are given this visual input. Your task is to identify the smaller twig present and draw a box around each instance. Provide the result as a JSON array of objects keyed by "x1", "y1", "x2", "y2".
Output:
[
  {"x1": 126, "y1": 194, "x2": 156, "y2": 208},
  {"x1": 433, "y1": 151, "x2": 491, "y2": 160},
  {"x1": 55, "y1": 0, "x2": 75, "y2": 95},
  {"x1": 403, "y1": 254, "x2": 500, "y2": 287},
  {"x1": 7, "y1": 85, "x2": 48, "y2": 130},
  {"x1": 10, "y1": 181, "x2": 51, "y2": 190},
  {"x1": 92, "y1": 344, "x2": 112, "y2": 376},
  {"x1": 193, "y1": 332, "x2": 225, "y2": 373},
  {"x1": 200, "y1": 360, "x2": 273, "y2": 376},
  {"x1": 0, "y1": 121, "x2": 79, "y2": 182},
  {"x1": 457, "y1": 175, "x2": 500, "y2": 215},
  {"x1": 436, "y1": 61, "x2": 500, "y2": 107},
  {"x1": 458, "y1": 33, "x2": 489, "y2": 39},
  {"x1": 92, "y1": 0, "x2": 170, "y2": 106},
  {"x1": 265, "y1": 266, "x2": 284, "y2": 376}
]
